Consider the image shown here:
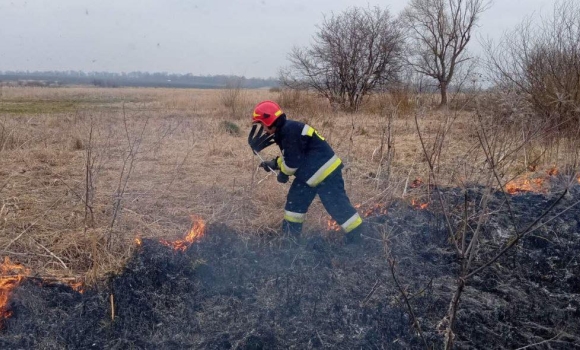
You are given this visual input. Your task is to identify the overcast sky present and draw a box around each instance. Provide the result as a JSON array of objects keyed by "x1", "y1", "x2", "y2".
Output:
[{"x1": 0, "y1": 0, "x2": 554, "y2": 78}]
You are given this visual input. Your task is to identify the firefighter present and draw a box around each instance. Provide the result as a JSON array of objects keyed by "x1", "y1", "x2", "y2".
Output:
[{"x1": 248, "y1": 100, "x2": 363, "y2": 244}]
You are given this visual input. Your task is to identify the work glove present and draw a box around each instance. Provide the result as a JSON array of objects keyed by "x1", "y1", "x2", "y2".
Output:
[
  {"x1": 277, "y1": 172, "x2": 289, "y2": 184},
  {"x1": 248, "y1": 124, "x2": 275, "y2": 153},
  {"x1": 259, "y1": 157, "x2": 279, "y2": 172}
]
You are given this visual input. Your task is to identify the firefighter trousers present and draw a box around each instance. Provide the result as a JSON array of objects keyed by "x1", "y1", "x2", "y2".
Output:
[{"x1": 282, "y1": 168, "x2": 362, "y2": 235}]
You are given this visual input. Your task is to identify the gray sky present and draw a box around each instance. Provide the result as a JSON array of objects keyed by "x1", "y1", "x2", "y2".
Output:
[{"x1": 0, "y1": 0, "x2": 554, "y2": 78}]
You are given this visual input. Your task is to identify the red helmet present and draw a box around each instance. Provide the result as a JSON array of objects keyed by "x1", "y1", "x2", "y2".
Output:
[{"x1": 252, "y1": 100, "x2": 284, "y2": 127}]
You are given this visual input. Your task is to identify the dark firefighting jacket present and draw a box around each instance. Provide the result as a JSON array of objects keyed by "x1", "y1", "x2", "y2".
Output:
[{"x1": 274, "y1": 118, "x2": 342, "y2": 187}]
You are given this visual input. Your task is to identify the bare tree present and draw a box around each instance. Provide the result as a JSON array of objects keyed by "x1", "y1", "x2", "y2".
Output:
[
  {"x1": 280, "y1": 6, "x2": 403, "y2": 111},
  {"x1": 401, "y1": 0, "x2": 490, "y2": 106}
]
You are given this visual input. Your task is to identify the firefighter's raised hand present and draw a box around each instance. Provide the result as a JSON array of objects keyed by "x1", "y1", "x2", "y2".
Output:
[
  {"x1": 277, "y1": 172, "x2": 289, "y2": 183},
  {"x1": 248, "y1": 124, "x2": 275, "y2": 153},
  {"x1": 259, "y1": 157, "x2": 279, "y2": 172}
]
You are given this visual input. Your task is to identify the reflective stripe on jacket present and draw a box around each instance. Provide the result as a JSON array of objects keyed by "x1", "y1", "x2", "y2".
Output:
[{"x1": 274, "y1": 119, "x2": 341, "y2": 187}]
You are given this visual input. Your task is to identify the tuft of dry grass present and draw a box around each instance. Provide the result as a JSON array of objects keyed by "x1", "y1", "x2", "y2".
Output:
[{"x1": 0, "y1": 86, "x2": 577, "y2": 283}]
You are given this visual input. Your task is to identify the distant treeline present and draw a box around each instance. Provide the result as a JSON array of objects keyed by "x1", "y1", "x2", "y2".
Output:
[{"x1": 0, "y1": 70, "x2": 279, "y2": 89}]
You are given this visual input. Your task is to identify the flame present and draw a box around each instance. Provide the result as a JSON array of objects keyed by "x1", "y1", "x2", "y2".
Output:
[
  {"x1": 135, "y1": 237, "x2": 142, "y2": 246},
  {"x1": 327, "y1": 219, "x2": 341, "y2": 232},
  {"x1": 362, "y1": 203, "x2": 388, "y2": 217},
  {"x1": 411, "y1": 199, "x2": 429, "y2": 210},
  {"x1": 505, "y1": 177, "x2": 545, "y2": 194},
  {"x1": 67, "y1": 281, "x2": 84, "y2": 293},
  {"x1": 326, "y1": 202, "x2": 389, "y2": 231},
  {"x1": 1, "y1": 257, "x2": 85, "y2": 324},
  {"x1": 0, "y1": 257, "x2": 30, "y2": 321},
  {"x1": 547, "y1": 167, "x2": 559, "y2": 176},
  {"x1": 161, "y1": 216, "x2": 206, "y2": 252}
]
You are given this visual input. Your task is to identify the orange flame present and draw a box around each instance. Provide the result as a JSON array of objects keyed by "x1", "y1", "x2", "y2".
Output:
[
  {"x1": 362, "y1": 203, "x2": 388, "y2": 217},
  {"x1": 135, "y1": 237, "x2": 142, "y2": 246},
  {"x1": 327, "y1": 219, "x2": 341, "y2": 232},
  {"x1": 411, "y1": 199, "x2": 429, "y2": 210},
  {"x1": 1, "y1": 257, "x2": 85, "y2": 324},
  {"x1": 326, "y1": 202, "x2": 389, "y2": 231},
  {"x1": 547, "y1": 167, "x2": 559, "y2": 176},
  {"x1": 161, "y1": 216, "x2": 206, "y2": 252},
  {"x1": 0, "y1": 257, "x2": 30, "y2": 321},
  {"x1": 67, "y1": 281, "x2": 84, "y2": 293},
  {"x1": 505, "y1": 177, "x2": 545, "y2": 194}
]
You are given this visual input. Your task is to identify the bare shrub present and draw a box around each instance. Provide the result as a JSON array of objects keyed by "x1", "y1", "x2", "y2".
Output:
[
  {"x1": 362, "y1": 87, "x2": 417, "y2": 116},
  {"x1": 486, "y1": 0, "x2": 580, "y2": 136},
  {"x1": 276, "y1": 88, "x2": 304, "y2": 110},
  {"x1": 220, "y1": 77, "x2": 250, "y2": 120},
  {"x1": 403, "y1": 89, "x2": 579, "y2": 349},
  {"x1": 276, "y1": 89, "x2": 330, "y2": 119}
]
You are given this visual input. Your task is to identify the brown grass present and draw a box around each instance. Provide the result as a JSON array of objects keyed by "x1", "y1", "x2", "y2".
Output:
[{"x1": 0, "y1": 86, "x2": 577, "y2": 283}]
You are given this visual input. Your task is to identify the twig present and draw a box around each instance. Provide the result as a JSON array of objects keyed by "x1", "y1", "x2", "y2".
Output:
[
  {"x1": 402, "y1": 158, "x2": 418, "y2": 197},
  {"x1": 388, "y1": 257, "x2": 430, "y2": 350},
  {"x1": 110, "y1": 293, "x2": 115, "y2": 321},
  {"x1": 360, "y1": 279, "x2": 381, "y2": 306},
  {"x1": 443, "y1": 277, "x2": 465, "y2": 350},
  {"x1": 514, "y1": 331, "x2": 565, "y2": 350},
  {"x1": 32, "y1": 238, "x2": 68, "y2": 270},
  {"x1": 384, "y1": 231, "x2": 430, "y2": 350},
  {"x1": 84, "y1": 121, "x2": 95, "y2": 230},
  {"x1": 414, "y1": 112, "x2": 460, "y2": 255}
]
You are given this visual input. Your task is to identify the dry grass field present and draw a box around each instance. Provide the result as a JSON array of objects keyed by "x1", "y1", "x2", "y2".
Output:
[{"x1": 0, "y1": 86, "x2": 577, "y2": 284}]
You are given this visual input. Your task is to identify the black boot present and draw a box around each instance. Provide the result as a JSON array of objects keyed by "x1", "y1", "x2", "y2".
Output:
[
  {"x1": 344, "y1": 224, "x2": 364, "y2": 244},
  {"x1": 282, "y1": 220, "x2": 302, "y2": 239}
]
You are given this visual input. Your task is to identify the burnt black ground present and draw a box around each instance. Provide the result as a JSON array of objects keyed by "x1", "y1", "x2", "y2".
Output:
[{"x1": 1, "y1": 188, "x2": 579, "y2": 349}]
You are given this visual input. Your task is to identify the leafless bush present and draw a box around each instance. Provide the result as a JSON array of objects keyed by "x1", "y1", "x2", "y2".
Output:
[
  {"x1": 280, "y1": 6, "x2": 403, "y2": 111},
  {"x1": 220, "y1": 77, "x2": 250, "y2": 120},
  {"x1": 108, "y1": 104, "x2": 150, "y2": 248},
  {"x1": 399, "y1": 87, "x2": 580, "y2": 348},
  {"x1": 360, "y1": 85, "x2": 417, "y2": 115},
  {"x1": 275, "y1": 89, "x2": 330, "y2": 119},
  {"x1": 370, "y1": 94, "x2": 401, "y2": 189},
  {"x1": 276, "y1": 88, "x2": 305, "y2": 110},
  {"x1": 486, "y1": 0, "x2": 580, "y2": 136}
]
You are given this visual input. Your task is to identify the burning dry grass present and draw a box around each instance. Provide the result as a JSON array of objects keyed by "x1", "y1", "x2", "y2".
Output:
[
  {"x1": 0, "y1": 257, "x2": 29, "y2": 320},
  {"x1": 0, "y1": 86, "x2": 578, "y2": 294}
]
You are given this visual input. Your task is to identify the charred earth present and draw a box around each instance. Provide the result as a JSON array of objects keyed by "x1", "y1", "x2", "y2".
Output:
[{"x1": 1, "y1": 187, "x2": 579, "y2": 349}]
